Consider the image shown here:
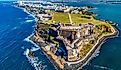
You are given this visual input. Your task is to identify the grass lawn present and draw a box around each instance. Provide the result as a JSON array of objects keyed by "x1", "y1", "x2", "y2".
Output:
[
  {"x1": 71, "y1": 14, "x2": 93, "y2": 25},
  {"x1": 70, "y1": 13, "x2": 112, "y2": 27},
  {"x1": 47, "y1": 12, "x2": 70, "y2": 24},
  {"x1": 79, "y1": 44, "x2": 93, "y2": 59},
  {"x1": 46, "y1": 12, "x2": 112, "y2": 27},
  {"x1": 45, "y1": 12, "x2": 114, "y2": 33},
  {"x1": 50, "y1": 36, "x2": 59, "y2": 46}
]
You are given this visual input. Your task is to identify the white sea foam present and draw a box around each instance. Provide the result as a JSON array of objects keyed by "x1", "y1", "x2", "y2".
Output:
[
  {"x1": 24, "y1": 34, "x2": 45, "y2": 55},
  {"x1": 31, "y1": 47, "x2": 40, "y2": 52},
  {"x1": 23, "y1": 7, "x2": 38, "y2": 22},
  {"x1": 0, "y1": 57, "x2": 8, "y2": 64},
  {"x1": 24, "y1": 34, "x2": 40, "y2": 49},
  {"x1": 23, "y1": 8, "x2": 30, "y2": 15},
  {"x1": 21, "y1": 46, "x2": 25, "y2": 49},
  {"x1": 92, "y1": 7, "x2": 98, "y2": 10},
  {"x1": 32, "y1": 25, "x2": 35, "y2": 28},
  {"x1": 24, "y1": 49, "x2": 29, "y2": 56},
  {"x1": 25, "y1": 17, "x2": 29, "y2": 19},
  {"x1": 25, "y1": 19, "x2": 34, "y2": 23},
  {"x1": 93, "y1": 65, "x2": 114, "y2": 70},
  {"x1": 17, "y1": 5, "x2": 45, "y2": 70},
  {"x1": 24, "y1": 49, "x2": 44, "y2": 70},
  {"x1": 14, "y1": 5, "x2": 35, "y2": 19},
  {"x1": 23, "y1": 8, "x2": 35, "y2": 18},
  {"x1": 12, "y1": 27, "x2": 18, "y2": 30},
  {"x1": 23, "y1": 33, "x2": 47, "y2": 70}
]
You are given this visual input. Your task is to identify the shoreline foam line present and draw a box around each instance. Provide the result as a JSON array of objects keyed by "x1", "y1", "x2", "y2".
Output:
[
  {"x1": 24, "y1": 33, "x2": 40, "y2": 51},
  {"x1": 17, "y1": 5, "x2": 43, "y2": 69},
  {"x1": 16, "y1": 4, "x2": 45, "y2": 70},
  {"x1": 13, "y1": 5, "x2": 37, "y2": 21},
  {"x1": 26, "y1": 33, "x2": 59, "y2": 70},
  {"x1": 24, "y1": 49, "x2": 44, "y2": 70}
]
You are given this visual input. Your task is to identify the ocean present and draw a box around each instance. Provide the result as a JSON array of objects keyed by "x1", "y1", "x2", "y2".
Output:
[
  {"x1": 0, "y1": 1, "x2": 121, "y2": 70},
  {"x1": 0, "y1": 1, "x2": 55, "y2": 70}
]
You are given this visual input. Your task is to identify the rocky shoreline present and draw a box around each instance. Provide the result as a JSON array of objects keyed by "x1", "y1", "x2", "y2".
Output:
[
  {"x1": 29, "y1": 24, "x2": 119, "y2": 70},
  {"x1": 29, "y1": 35, "x2": 62, "y2": 70}
]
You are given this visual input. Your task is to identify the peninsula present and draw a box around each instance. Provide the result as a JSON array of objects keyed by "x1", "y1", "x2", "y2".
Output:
[{"x1": 17, "y1": 1, "x2": 118, "y2": 70}]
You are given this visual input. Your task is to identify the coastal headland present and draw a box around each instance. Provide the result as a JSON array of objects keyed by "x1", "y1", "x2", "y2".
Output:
[{"x1": 17, "y1": 1, "x2": 119, "y2": 70}]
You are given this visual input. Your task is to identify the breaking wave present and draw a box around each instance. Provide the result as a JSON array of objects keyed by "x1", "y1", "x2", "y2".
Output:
[
  {"x1": 24, "y1": 33, "x2": 40, "y2": 49},
  {"x1": 25, "y1": 19, "x2": 34, "y2": 23},
  {"x1": 11, "y1": 26, "x2": 18, "y2": 30},
  {"x1": 24, "y1": 49, "x2": 45, "y2": 70},
  {"x1": 23, "y1": 34, "x2": 46, "y2": 70},
  {"x1": 25, "y1": 17, "x2": 29, "y2": 20},
  {"x1": 15, "y1": 5, "x2": 36, "y2": 20},
  {"x1": 23, "y1": 8, "x2": 35, "y2": 18},
  {"x1": 30, "y1": 47, "x2": 40, "y2": 52}
]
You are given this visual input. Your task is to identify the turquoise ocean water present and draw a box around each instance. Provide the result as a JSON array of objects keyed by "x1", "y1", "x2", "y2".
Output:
[{"x1": 0, "y1": 1, "x2": 121, "y2": 70}]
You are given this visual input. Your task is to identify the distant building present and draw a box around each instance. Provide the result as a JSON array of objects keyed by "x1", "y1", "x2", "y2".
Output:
[
  {"x1": 75, "y1": 39, "x2": 83, "y2": 47},
  {"x1": 45, "y1": 45, "x2": 51, "y2": 51},
  {"x1": 71, "y1": 10, "x2": 79, "y2": 14},
  {"x1": 67, "y1": 49, "x2": 79, "y2": 61},
  {"x1": 37, "y1": 14, "x2": 52, "y2": 20},
  {"x1": 64, "y1": 8, "x2": 70, "y2": 13},
  {"x1": 76, "y1": 31, "x2": 81, "y2": 38},
  {"x1": 55, "y1": 8, "x2": 64, "y2": 12}
]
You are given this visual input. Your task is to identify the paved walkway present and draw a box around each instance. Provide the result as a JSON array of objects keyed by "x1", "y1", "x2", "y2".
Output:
[{"x1": 68, "y1": 13, "x2": 73, "y2": 24}]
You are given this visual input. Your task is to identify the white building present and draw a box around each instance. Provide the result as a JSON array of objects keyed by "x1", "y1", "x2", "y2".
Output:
[{"x1": 45, "y1": 45, "x2": 51, "y2": 51}]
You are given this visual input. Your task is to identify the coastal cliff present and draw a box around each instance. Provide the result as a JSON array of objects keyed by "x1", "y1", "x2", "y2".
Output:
[{"x1": 29, "y1": 22, "x2": 118, "y2": 70}]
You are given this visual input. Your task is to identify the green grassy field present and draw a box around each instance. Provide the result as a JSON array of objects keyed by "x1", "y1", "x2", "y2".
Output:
[
  {"x1": 71, "y1": 14, "x2": 92, "y2": 25},
  {"x1": 45, "y1": 12, "x2": 113, "y2": 33},
  {"x1": 47, "y1": 12, "x2": 70, "y2": 24},
  {"x1": 79, "y1": 44, "x2": 93, "y2": 59},
  {"x1": 46, "y1": 12, "x2": 111, "y2": 26},
  {"x1": 70, "y1": 13, "x2": 112, "y2": 26}
]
